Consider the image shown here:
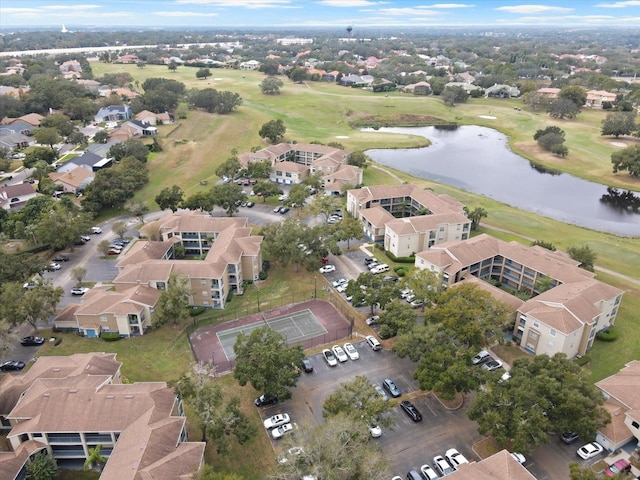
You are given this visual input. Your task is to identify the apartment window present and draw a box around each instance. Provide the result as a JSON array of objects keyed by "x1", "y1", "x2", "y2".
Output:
[
  {"x1": 276, "y1": 171, "x2": 282, "y2": 176},
  {"x1": 533, "y1": 320, "x2": 540, "y2": 328},
  {"x1": 99, "y1": 315, "x2": 107, "y2": 323},
  {"x1": 285, "y1": 172, "x2": 292, "y2": 177},
  {"x1": 528, "y1": 331, "x2": 539, "y2": 341},
  {"x1": 549, "y1": 329, "x2": 556, "y2": 337},
  {"x1": 632, "y1": 421, "x2": 639, "y2": 429},
  {"x1": 202, "y1": 291, "x2": 207, "y2": 296}
]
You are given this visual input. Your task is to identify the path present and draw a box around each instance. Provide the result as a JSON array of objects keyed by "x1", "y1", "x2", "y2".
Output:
[
  {"x1": 480, "y1": 222, "x2": 640, "y2": 287},
  {"x1": 369, "y1": 164, "x2": 404, "y2": 184}
]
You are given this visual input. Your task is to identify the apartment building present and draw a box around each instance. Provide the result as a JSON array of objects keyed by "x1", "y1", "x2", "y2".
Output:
[
  {"x1": 0, "y1": 353, "x2": 204, "y2": 480},
  {"x1": 415, "y1": 234, "x2": 623, "y2": 358}
]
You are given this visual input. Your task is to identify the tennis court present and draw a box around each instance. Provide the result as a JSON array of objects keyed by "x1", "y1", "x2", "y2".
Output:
[{"x1": 217, "y1": 309, "x2": 328, "y2": 360}]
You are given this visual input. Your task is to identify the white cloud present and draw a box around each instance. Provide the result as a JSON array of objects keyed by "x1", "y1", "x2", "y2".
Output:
[
  {"x1": 495, "y1": 13, "x2": 638, "y2": 24},
  {"x1": 41, "y1": 4, "x2": 101, "y2": 10},
  {"x1": 495, "y1": 4, "x2": 573, "y2": 14},
  {"x1": 155, "y1": 10, "x2": 220, "y2": 16},
  {"x1": 429, "y1": 3, "x2": 475, "y2": 8},
  {"x1": 595, "y1": 0, "x2": 640, "y2": 7},
  {"x1": 317, "y1": 0, "x2": 380, "y2": 6},
  {"x1": 374, "y1": 7, "x2": 441, "y2": 15},
  {"x1": 175, "y1": 0, "x2": 292, "y2": 6}
]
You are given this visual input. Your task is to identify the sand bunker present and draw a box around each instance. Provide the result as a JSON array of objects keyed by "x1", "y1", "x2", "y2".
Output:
[
  {"x1": 335, "y1": 136, "x2": 349, "y2": 139},
  {"x1": 610, "y1": 141, "x2": 627, "y2": 147},
  {"x1": 479, "y1": 115, "x2": 497, "y2": 120}
]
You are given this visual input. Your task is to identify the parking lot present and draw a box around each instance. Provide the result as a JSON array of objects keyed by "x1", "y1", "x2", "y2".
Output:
[{"x1": 255, "y1": 339, "x2": 484, "y2": 476}]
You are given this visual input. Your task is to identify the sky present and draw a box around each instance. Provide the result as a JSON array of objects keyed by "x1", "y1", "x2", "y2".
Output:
[{"x1": 1, "y1": 0, "x2": 639, "y2": 29}]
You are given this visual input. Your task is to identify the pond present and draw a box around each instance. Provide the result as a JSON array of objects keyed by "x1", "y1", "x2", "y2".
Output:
[{"x1": 364, "y1": 125, "x2": 640, "y2": 237}]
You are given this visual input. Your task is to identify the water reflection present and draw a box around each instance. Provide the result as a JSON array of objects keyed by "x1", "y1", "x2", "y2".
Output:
[
  {"x1": 600, "y1": 188, "x2": 640, "y2": 213},
  {"x1": 529, "y1": 162, "x2": 561, "y2": 176}
]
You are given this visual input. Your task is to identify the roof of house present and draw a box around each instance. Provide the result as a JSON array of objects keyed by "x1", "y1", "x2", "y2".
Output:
[
  {"x1": 49, "y1": 167, "x2": 94, "y2": 188},
  {"x1": 74, "y1": 285, "x2": 161, "y2": 316},
  {"x1": 386, "y1": 212, "x2": 470, "y2": 236},
  {"x1": 596, "y1": 360, "x2": 640, "y2": 410},
  {"x1": 348, "y1": 184, "x2": 464, "y2": 215},
  {"x1": 446, "y1": 450, "x2": 536, "y2": 480},
  {"x1": 358, "y1": 205, "x2": 396, "y2": 227},
  {"x1": 116, "y1": 239, "x2": 176, "y2": 268},
  {"x1": 597, "y1": 400, "x2": 635, "y2": 444},
  {"x1": 0, "y1": 113, "x2": 43, "y2": 126},
  {"x1": 59, "y1": 151, "x2": 103, "y2": 170},
  {"x1": 274, "y1": 161, "x2": 309, "y2": 173},
  {"x1": 0, "y1": 440, "x2": 47, "y2": 479},
  {"x1": 142, "y1": 211, "x2": 247, "y2": 238},
  {"x1": 0, "y1": 183, "x2": 36, "y2": 200}
]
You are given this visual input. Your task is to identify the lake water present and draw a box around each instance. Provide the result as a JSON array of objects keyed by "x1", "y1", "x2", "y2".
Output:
[{"x1": 364, "y1": 125, "x2": 640, "y2": 237}]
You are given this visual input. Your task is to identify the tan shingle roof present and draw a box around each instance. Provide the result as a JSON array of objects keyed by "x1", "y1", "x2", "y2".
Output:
[
  {"x1": 359, "y1": 205, "x2": 396, "y2": 227},
  {"x1": 596, "y1": 360, "x2": 640, "y2": 410},
  {"x1": 447, "y1": 450, "x2": 536, "y2": 480},
  {"x1": 597, "y1": 400, "x2": 634, "y2": 444},
  {"x1": 348, "y1": 184, "x2": 464, "y2": 215},
  {"x1": 49, "y1": 167, "x2": 94, "y2": 188},
  {"x1": 274, "y1": 161, "x2": 309, "y2": 173},
  {"x1": 116, "y1": 240, "x2": 175, "y2": 268}
]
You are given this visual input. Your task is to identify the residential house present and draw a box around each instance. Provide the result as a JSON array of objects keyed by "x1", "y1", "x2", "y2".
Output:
[
  {"x1": 536, "y1": 87, "x2": 561, "y2": 99},
  {"x1": 56, "y1": 151, "x2": 111, "y2": 173},
  {"x1": 339, "y1": 74, "x2": 374, "y2": 87},
  {"x1": 117, "y1": 54, "x2": 139, "y2": 63},
  {"x1": 271, "y1": 161, "x2": 309, "y2": 185},
  {"x1": 54, "y1": 285, "x2": 161, "y2": 337},
  {"x1": 322, "y1": 70, "x2": 340, "y2": 82},
  {"x1": 135, "y1": 110, "x2": 174, "y2": 125},
  {"x1": 113, "y1": 212, "x2": 263, "y2": 310},
  {"x1": 403, "y1": 81, "x2": 431, "y2": 95},
  {"x1": 108, "y1": 123, "x2": 142, "y2": 142},
  {"x1": 456, "y1": 72, "x2": 476, "y2": 84},
  {"x1": 239, "y1": 60, "x2": 260, "y2": 70},
  {"x1": 445, "y1": 449, "x2": 537, "y2": 479},
  {"x1": 86, "y1": 139, "x2": 121, "y2": 159},
  {"x1": 94, "y1": 104, "x2": 132, "y2": 124},
  {"x1": 0, "y1": 353, "x2": 204, "y2": 480},
  {"x1": 586, "y1": 90, "x2": 617, "y2": 108},
  {"x1": 0, "y1": 183, "x2": 37, "y2": 210},
  {"x1": 48, "y1": 168, "x2": 94, "y2": 194},
  {"x1": 445, "y1": 81, "x2": 482, "y2": 94},
  {"x1": 121, "y1": 119, "x2": 157, "y2": 136},
  {"x1": 0, "y1": 126, "x2": 32, "y2": 152},
  {"x1": 276, "y1": 38, "x2": 313, "y2": 46},
  {"x1": 59, "y1": 60, "x2": 82, "y2": 74},
  {"x1": 321, "y1": 164, "x2": 363, "y2": 195},
  {"x1": 485, "y1": 84, "x2": 521, "y2": 98},
  {"x1": 414, "y1": 233, "x2": 624, "y2": 358},
  {"x1": 595, "y1": 360, "x2": 640, "y2": 452}
]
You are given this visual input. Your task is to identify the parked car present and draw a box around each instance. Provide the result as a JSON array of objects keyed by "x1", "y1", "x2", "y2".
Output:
[
  {"x1": 482, "y1": 360, "x2": 503, "y2": 372},
  {"x1": 382, "y1": 275, "x2": 399, "y2": 283},
  {"x1": 343, "y1": 343, "x2": 359, "y2": 360},
  {"x1": 271, "y1": 423, "x2": 295, "y2": 440},
  {"x1": 273, "y1": 206, "x2": 282, "y2": 213},
  {"x1": 445, "y1": 449, "x2": 469, "y2": 470},
  {"x1": 603, "y1": 458, "x2": 631, "y2": 477},
  {"x1": 399, "y1": 400, "x2": 422, "y2": 422},
  {"x1": 331, "y1": 278, "x2": 347, "y2": 288},
  {"x1": 433, "y1": 456, "x2": 454, "y2": 477},
  {"x1": 246, "y1": 201, "x2": 255, "y2": 207},
  {"x1": 73, "y1": 238, "x2": 86, "y2": 246},
  {"x1": 107, "y1": 247, "x2": 122, "y2": 255},
  {"x1": 406, "y1": 470, "x2": 422, "y2": 480},
  {"x1": 279, "y1": 207, "x2": 290, "y2": 214},
  {"x1": 364, "y1": 257, "x2": 377, "y2": 265},
  {"x1": 80, "y1": 235, "x2": 91, "y2": 242},
  {"x1": 0, "y1": 360, "x2": 26, "y2": 371},
  {"x1": 369, "y1": 424, "x2": 382, "y2": 438},
  {"x1": 91, "y1": 226, "x2": 102, "y2": 234},
  {"x1": 410, "y1": 299, "x2": 424, "y2": 309},
  {"x1": 53, "y1": 254, "x2": 70, "y2": 262},
  {"x1": 277, "y1": 446, "x2": 304, "y2": 465},
  {"x1": 20, "y1": 336, "x2": 45, "y2": 346},
  {"x1": 70, "y1": 287, "x2": 90, "y2": 296},
  {"x1": 263, "y1": 413, "x2": 291, "y2": 430},
  {"x1": 319, "y1": 264, "x2": 336, "y2": 274},
  {"x1": 23, "y1": 281, "x2": 37, "y2": 290},
  {"x1": 365, "y1": 335, "x2": 382, "y2": 351},
  {"x1": 365, "y1": 315, "x2": 379, "y2": 326},
  {"x1": 322, "y1": 349, "x2": 337, "y2": 367},
  {"x1": 561, "y1": 432, "x2": 579, "y2": 444},
  {"x1": 577, "y1": 442, "x2": 604, "y2": 460},
  {"x1": 373, "y1": 384, "x2": 388, "y2": 401},
  {"x1": 471, "y1": 350, "x2": 490, "y2": 365},
  {"x1": 301, "y1": 358, "x2": 313, "y2": 373},
  {"x1": 383, "y1": 378, "x2": 401, "y2": 398},
  {"x1": 45, "y1": 262, "x2": 61, "y2": 271},
  {"x1": 331, "y1": 345, "x2": 348, "y2": 363},
  {"x1": 420, "y1": 464, "x2": 439, "y2": 480},
  {"x1": 510, "y1": 452, "x2": 526, "y2": 465},
  {"x1": 254, "y1": 393, "x2": 278, "y2": 407}
]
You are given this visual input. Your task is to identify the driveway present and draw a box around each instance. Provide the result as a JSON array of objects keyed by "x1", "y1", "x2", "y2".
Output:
[{"x1": 256, "y1": 339, "x2": 484, "y2": 475}]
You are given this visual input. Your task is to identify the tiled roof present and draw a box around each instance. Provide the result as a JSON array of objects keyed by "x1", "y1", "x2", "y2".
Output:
[
  {"x1": 596, "y1": 360, "x2": 640, "y2": 410},
  {"x1": 359, "y1": 205, "x2": 396, "y2": 227},
  {"x1": 446, "y1": 450, "x2": 536, "y2": 479},
  {"x1": 348, "y1": 184, "x2": 464, "y2": 215},
  {"x1": 49, "y1": 166, "x2": 94, "y2": 187},
  {"x1": 597, "y1": 400, "x2": 634, "y2": 444},
  {"x1": 116, "y1": 239, "x2": 175, "y2": 268},
  {"x1": 275, "y1": 161, "x2": 308, "y2": 173}
]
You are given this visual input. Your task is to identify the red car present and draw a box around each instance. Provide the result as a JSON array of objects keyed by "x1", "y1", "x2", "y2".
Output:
[{"x1": 604, "y1": 459, "x2": 631, "y2": 477}]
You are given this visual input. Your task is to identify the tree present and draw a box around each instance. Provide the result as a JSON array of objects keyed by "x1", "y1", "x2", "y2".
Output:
[
  {"x1": 323, "y1": 376, "x2": 394, "y2": 429},
  {"x1": 533, "y1": 125, "x2": 565, "y2": 142},
  {"x1": 154, "y1": 274, "x2": 192, "y2": 326},
  {"x1": 246, "y1": 160, "x2": 272, "y2": 179},
  {"x1": 215, "y1": 157, "x2": 242, "y2": 180},
  {"x1": 83, "y1": 444, "x2": 106, "y2": 471},
  {"x1": 252, "y1": 180, "x2": 281, "y2": 201},
  {"x1": 611, "y1": 143, "x2": 640, "y2": 177},
  {"x1": 332, "y1": 215, "x2": 364, "y2": 249},
  {"x1": 26, "y1": 451, "x2": 57, "y2": 480},
  {"x1": 35, "y1": 205, "x2": 93, "y2": 251},
  {"x1": 108, "y1": 139, "x2": 149, "y2": 163},
  {"x1": 307, "y1": 194, "x2": 342, "y2": 222},
  {"x1": 259, "y1": 119, "x2": 286, "y2": 143},
  {"x1": 97, "y1": 239, "x2": 111, "y2": 256},
  {"x1": 17, "y1": 282, "x2": 64, "y2": 333},
  {"x1": 233, "y1": 326, "x2": 304, "y2": 401},
  {"x1": 273, "y1": 414, "x2": 390, "y2": 480},
  {"x1": 344, "y1": 272, "x2": 402, "y2": 315},
  {"x1": 289, "y1": 68, "x2": 308, "y2": 83},
  {"x1": 463, "y1": 206, "x2": 488, "y2": 230},
  {"x1": 182, "y1": 191, "x2": 215, "y2": 212},
  {"x1": 468, "y1": 353, "x2": 610, "y2": 454},
  {"x1": 601, "y1": 111, "x2": 637, "y2": 138},
  {"x1": 71, "y1": 267, "x2": 87, "y2": 285},
  {"x1": 23, "y1": 147, "x2": 58, "y2": 168},
  {"x1": 196, "y1": 68, "x2": 212, "y2": 80},
  {"x1": 441, "y1": 85, "x2": 469, "y2": 106},
  {"x1": 405, "y1": 267, "x2": 440, "y2": 311},
  {"x1": 66, "y1": 130, "x2": 87, "y2": 146},
  {"x1": 547, "y1": 98, "x2": 580, "y2": 119},
  {"x1": 377, "y1": 299, "x2": 418, "y2": 339},
  {"x1": 168, "y1": 61, "x2": 178, "y2": 72},
  {"x1": 172, "y1": 364, "x2": 255, "y2": 453},
  {"x1": 287, "y1": 183, "x2": 310, "y2": 208},
  {"x1": 348, "y1": 151, "x2": 369, "y2": 169},
  {"x1": 155, "y1": 185, "x2": 184, "y2": 212},
  {"x1": 40, "y1": 112, "x2": 74, "y2": 136},
  {"x1": 259, "y1": 61, "x2": 280, "y2": 76},
  {"x1": 210, "y1": 183, "x2": 246, "y2": 216},
  {"x1": 567, "y1": 245, "x2": 597, "y2": 271},
  {"x1": 126, "y1": 201, "x2": 149, "y2": 224},
  {"x1": 34, "y1": 127, "x2": 62, "y2": 149},
  {"x1": 559, "y1": 85, "x2": 587, "y2": 108},
  {"x1": 260, "y1": 76, "x2": 284, "y2": 95},
  {"x1": 93, "y1": 130, "x2": 109, "y2": 143},
  {"x1": 0, "y1": 320, "x2": 19, "y2": 358},
  {"x1": 112, "y1": 220, "x2": 128, "y2": 238}
]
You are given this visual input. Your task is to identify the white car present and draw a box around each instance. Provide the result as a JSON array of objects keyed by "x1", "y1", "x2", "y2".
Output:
[
  {"x1": 332, "y1": 278, "x2": 347, "y2": 288},
  {"x1": 336, "y1": 283, "x2": 348, "y2": 293},
  {"x1": 263, "y1": 413, "x2": 290, "y2": 430},
  {"x1": 319, "y1": 264, "x2": 336, "y2": 274},
  {"x1": 70, "y1": 286, "x2": 90, "y2": 296},
  {"x1": 331, "y1": 345, "x2": 348, "y2": 362},
  {"x1": 90, "y1": 226, "x2": 102, "y2": 234},
  {"x1": 343, "y1": 343, "x2": 359, "y2": 360},
  {"x1": 577, "y1": 442, "x2": 604, "y2": 460},
  {"x1": 445, "y1": 448, "x2": 469, "y2": 470},
  {"x1": 277, "y1": 446, "x2": 303, "y2": 464},
  {"x1": 373, "y1": 383, "x2": 388, "y2": 401},
  {"x1": 433, "y1": 455, "x2": 455, "y2": 477},
  {"x1": 420, "y1": 464, "x2": 439, "y2": 480},
  {"x1": 365, "y1": 315, "x2": 379, "y2": 326},
  {"x1": 47, "y1": 262, "x2": 61, "y2": 271},
  {"x1": 322, "y1": 349, "x2": 337, "y2": 366},
  {"x1": 482, "y1": 360, "x2": 503, "y2": 372},
  {"x1": 510, "y1": 452, "x2": 526, "y2": 464},
  {"x1": 271, "y1": 423, "x2": 295, "y2": 440},
  {"x1": 368, "y1": 424, "x2": 382, "y2": 438},
  {"x1": 400, "y1": 288, "x2": 414, "y2": 299}
]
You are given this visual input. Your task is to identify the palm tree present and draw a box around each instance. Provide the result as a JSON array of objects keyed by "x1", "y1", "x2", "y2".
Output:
[{"x1": 84, "y1": 444, "x2": 106, "y2": 472}]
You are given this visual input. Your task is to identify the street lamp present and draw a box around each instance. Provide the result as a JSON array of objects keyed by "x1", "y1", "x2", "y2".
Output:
[
  {"x1": 255, "y1": 283, "x2": 261, "y2": 312},
  {"x1": 313, "y1": 275, "x2": 317, "y2": 299}
]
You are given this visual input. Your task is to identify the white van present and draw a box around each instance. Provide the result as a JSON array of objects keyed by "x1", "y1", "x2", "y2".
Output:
[
  {"x1": 365, "y1": 335, "x2": 382, "y2": 351},
  {"x1": 371, "y1": 263, "x2": 390, "y2": 274}
]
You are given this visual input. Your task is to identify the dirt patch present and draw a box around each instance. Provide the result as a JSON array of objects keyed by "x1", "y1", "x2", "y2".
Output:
[
  {"x1": 473, "y1": 436, "x2": 501, "y2": 459},
  {"x1": 492, "y1": 344, "x2": 532, "y2": 366},
  {"x1": 0, "y1": 239, "x2": 29, "y2": 254}
]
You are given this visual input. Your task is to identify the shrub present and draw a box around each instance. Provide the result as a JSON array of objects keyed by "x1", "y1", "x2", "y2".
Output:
[
  {"x1": 258, "y1": 271, "x2": 269, "y2": 280},
  {"x1": 54, "y1": 338, "x2": 63, "y2": 346},
  {"x1": 385, "y1": 250, "x2": 415, "y2": 263},
  {"x1": 189, "y1": 306, "x2": 206, "y2": 317},
  {"x1": 101, "y1": 332, "x2": 122, "y2": 342},
  {"x1": 394, "y1": 267, "x2": 406, "y2": 277},
  {"x1": 575, "y1": 355, "x2": 591, "y2": 366},
  {"x1": 596, "y1": 328, "x2": 618, "y2": 342}
]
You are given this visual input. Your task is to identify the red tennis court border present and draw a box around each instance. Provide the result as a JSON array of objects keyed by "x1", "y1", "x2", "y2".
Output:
[{"x1": 188, "y1": 299, "x2": 352, "y2": 374}]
